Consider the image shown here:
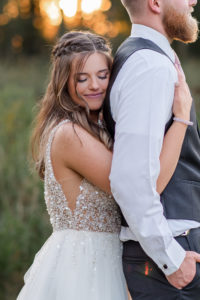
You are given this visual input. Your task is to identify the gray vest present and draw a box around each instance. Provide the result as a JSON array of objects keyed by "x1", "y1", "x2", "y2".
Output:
[{"x1": 103, "y1": 37, "x2": 200, "y2": 225}]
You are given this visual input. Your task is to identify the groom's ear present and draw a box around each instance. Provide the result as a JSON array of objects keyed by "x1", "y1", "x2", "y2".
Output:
[{"x1": 148, "y1": 0, "x2": 162, "y2": 14}]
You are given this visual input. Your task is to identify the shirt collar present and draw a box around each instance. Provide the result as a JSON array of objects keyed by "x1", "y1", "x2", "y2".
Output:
[{"x1": 130, "y1": 24, "x2": 175, "y2": 62}]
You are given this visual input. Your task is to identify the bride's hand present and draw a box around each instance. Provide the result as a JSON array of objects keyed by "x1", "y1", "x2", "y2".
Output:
[{"x1": 172, "y1": 64, "x2": 192, "y2": 122}]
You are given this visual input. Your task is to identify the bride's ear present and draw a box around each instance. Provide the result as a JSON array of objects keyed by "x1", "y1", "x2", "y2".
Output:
[{"x1": 148, "y1": 0, "x2": 162, "y2": 14}]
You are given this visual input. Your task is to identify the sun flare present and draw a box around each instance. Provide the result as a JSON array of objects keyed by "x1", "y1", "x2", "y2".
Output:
[
  {"x1": 0, "y1": 0, "x2": 128, "y2": 43},
  {"x1": 45, "y1": 1, "x2": 62, "y2": 25},
  {"x1": 59, "y1": 0, "x2": 78, "y2": 18},
  {"x1": 81, "y1": 0, "x2": 102, "y2": 14}
]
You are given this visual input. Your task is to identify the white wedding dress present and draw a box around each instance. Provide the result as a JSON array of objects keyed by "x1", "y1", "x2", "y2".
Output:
[{"x1": 17, "y1": 120, "x2": 128, "y2": 300}]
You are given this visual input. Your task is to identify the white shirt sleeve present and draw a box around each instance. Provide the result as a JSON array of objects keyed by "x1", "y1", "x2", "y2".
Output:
[{"x1": 110, "y1": 51, "x2": 186, "y2": 276}]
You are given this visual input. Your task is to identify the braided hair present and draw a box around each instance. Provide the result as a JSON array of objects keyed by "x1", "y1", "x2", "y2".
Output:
[{"x1": 31, "y1": 31, "x2": 113, "y2": 179}]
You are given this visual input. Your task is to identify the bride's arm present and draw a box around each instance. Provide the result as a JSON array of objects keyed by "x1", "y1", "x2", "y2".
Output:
[
  {"x1": 52, "y1": 122, "x2": 113, "y2": 194},
  {"x1": 157, "y1": 121, "x2": 188, "y2": 194},
  {"x1": 156, "y1": 65, "x2": 193, "y2": 194}
]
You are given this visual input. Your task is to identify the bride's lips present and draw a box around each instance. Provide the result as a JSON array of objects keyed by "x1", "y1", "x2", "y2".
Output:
[{"x1": 84, "y1": 92, "x2": 104, "y2": 99}]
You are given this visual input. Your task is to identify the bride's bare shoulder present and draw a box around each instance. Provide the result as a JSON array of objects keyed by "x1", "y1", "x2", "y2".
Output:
[
  {"x1": 50, "y1": 121, "x2": 112, "y2": 193},
  {"x1": 54, "y1": 121, "x2": 94, "y2": 146},
  {"x1": 52, "y1": 121, "x2": 102, "y2": 160}
]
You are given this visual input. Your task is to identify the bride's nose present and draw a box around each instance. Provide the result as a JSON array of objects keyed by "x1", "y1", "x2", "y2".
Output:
[{"x1": 89, "y1": 77, "x2": 99, "y2": 90}]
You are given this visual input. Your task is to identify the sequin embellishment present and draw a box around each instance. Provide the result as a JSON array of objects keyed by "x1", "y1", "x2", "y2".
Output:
[{"x1": 44, "y1": 120, "x2": 121, "y2": 233}]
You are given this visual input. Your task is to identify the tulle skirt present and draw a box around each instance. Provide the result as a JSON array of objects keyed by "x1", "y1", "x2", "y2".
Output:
[{"x1": 17, "y1": 229, "x2": 128, "y2": 300}]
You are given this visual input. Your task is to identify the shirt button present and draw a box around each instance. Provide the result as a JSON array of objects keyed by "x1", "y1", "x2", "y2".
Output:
[{"x1": 163, "y1": 264, "x2": 168, "y2": 269}]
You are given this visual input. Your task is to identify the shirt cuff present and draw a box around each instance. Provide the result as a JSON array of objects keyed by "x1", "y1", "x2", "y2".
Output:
[{"x1": 157, "y1": 238, "x2": 186, "y2": 276}]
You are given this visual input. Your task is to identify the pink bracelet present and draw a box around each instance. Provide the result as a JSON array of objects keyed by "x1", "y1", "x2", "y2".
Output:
[{"x1": 173, "y1": 117, "x2": 193, "y2": 126}]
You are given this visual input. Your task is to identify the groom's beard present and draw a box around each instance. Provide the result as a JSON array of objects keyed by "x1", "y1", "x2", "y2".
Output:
[{"x1": 162, "y1": 5, "x2": 199, "y2": 43}]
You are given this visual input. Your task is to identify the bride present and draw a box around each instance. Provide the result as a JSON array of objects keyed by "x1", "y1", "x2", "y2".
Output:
[{"x1": 17, "y1": 31, "x2": 192, "y2": 299}]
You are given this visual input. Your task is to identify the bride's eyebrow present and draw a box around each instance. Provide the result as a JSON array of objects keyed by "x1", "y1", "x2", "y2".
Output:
[
  {"x1": 98, "y1": 69, "x2": 109, "y2": 73},
  {"x1": 76, "y1": 69, "x2": 109, "y2": 76},
  {"x1": 76, "y1": 72, "x2": 88, "y2": 75}
]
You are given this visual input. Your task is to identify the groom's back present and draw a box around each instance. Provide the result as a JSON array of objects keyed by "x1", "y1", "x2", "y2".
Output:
[
  {"x1": 103, "y1": 37, "x2": 200, "y2": 223},
  {"x1": 104, "y1": 37, "x2": 173, "y2": 139}
]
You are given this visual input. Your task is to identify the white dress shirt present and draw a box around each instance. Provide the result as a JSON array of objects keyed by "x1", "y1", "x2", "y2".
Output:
[{"x1": 110, "y1": 24, "x2": 200, "y2": 276}]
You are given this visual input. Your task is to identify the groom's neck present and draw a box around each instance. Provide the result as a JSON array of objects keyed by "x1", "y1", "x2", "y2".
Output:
[{"x1": 131, "y1": 17, "x2": 171, "y2": 44}]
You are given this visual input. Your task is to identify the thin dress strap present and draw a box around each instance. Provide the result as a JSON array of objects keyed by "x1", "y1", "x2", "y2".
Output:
[{"x1": 45, "y1": 119, "x2": 70, "y2": 180}]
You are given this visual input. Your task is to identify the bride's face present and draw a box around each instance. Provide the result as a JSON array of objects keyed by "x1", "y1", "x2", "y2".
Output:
[{"x1": 68, "y1": 52, "x2": 110, "y2": 112}]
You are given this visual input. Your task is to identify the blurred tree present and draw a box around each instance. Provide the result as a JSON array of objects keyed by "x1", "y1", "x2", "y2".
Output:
[
  {"x1": 0, "y1": 0, "x2": 199, "y2": 57},
  {"x1": 0, "y1": 0, "x2": 128, "y2": 56},
  {"x1": 0, "y1": 0, "x2": 46, "y2": 56}
]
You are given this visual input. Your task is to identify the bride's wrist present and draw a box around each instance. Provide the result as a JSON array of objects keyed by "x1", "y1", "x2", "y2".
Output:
[{"x1": 173, "y1": 116, "x2": 193, "y2": 126}]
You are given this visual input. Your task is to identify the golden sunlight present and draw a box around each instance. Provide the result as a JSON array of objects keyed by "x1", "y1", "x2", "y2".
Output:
[
  {"x1": 1, "y1": 0, "x2": 128, "y2": 41},
  {"x1": 19, "y1": 0, "x2": 31, "y2": 18},
  {"x1": 3, "y1": 0, "x2": 19, "y2": 19},
  {"x1": 42, "y1": 0, "x2": 62, "y2": 26},
  {"x1": 59, "y1": 0, "x2": 78, "y2": 18},
  {"x1": 81, "y1": 0, "x2": 102, "y2": 14}
]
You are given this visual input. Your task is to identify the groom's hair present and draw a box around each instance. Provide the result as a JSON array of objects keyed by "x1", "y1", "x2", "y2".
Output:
[{"x1": 121, "y1": 0, "x2": 146, "y2": 17}]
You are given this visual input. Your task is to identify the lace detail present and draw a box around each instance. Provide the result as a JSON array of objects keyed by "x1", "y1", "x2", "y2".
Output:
[{"x1": 44, "y1": 120, "x2": 121, "y2": 233}]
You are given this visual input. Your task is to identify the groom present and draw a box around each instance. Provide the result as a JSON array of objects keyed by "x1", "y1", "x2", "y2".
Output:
[{"x1": 104, "y1": 0, "x2": 200, "y2": 299}]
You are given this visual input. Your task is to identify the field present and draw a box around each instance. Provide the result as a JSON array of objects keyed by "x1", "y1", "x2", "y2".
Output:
[
  {"x1": 0, "y1": 57, "x2": 200, "y2": 299},
  {"x1": 0, "y1": 57, "x2": 52, "y2": 299}
]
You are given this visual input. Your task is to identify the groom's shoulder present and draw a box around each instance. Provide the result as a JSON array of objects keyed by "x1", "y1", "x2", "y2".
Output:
[{"x1": 121, "y1": 48, "x2": 175, "y2": 74}]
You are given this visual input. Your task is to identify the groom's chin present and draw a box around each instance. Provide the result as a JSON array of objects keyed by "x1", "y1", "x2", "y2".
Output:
[{"x1": 163, "y1": 9, "x2": 199, "y2": 44}]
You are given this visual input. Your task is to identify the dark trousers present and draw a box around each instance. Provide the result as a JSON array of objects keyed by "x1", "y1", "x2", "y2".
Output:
[{"x1": 123, "y1": 228, "x2": 200, "y2": 300}]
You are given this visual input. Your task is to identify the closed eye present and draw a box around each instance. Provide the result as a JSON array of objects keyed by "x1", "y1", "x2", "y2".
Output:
[
  {"x1": 98, "y1": 75, "x2": 108, "y2": 80},
  {"x1": 77, "y1": 78, "x2": 87, "y2": 83},
  {"x1": 98, "y1": 71, "x2": 109, "y2": 80},
  {"x1": 76, "y1": 70, "x2": 109, "y2": 82}
]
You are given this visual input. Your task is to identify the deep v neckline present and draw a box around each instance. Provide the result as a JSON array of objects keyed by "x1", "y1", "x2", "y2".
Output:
[{"x1": 46, "y1": 119, "x2": 90, "y2": 216}]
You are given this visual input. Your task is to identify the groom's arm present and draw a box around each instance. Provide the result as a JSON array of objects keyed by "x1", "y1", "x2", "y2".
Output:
[{"x1": 110, "y1": 51, "x2": 186, "y2": 276}]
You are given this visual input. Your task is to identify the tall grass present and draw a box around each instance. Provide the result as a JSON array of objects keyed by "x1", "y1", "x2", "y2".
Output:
[
  {"x1": 0, "y1": 57, "x2": 199, "y2": 300},
  {"x1": 0, "y1": 57, "x2": 51, "y2": 300}
]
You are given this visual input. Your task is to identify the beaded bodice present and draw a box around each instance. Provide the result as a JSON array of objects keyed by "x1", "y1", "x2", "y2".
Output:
[{"x1": 44, "y1": 120, "x2": 121, "y2": 233}]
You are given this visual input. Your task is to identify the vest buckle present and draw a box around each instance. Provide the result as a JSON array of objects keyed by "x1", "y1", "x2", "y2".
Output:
[{"x1": 181, "y1": 230, "x2": 190, "y2": 236}]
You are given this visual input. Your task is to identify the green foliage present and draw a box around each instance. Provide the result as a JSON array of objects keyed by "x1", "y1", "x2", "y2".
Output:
[{"x1": 0, "y1": 58, "x2": 51, "y2": 300}]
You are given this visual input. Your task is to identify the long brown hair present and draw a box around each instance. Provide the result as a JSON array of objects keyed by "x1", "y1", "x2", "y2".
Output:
[{"x1": 31, "y1": 31, "x2": 113, "y2": 179}]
